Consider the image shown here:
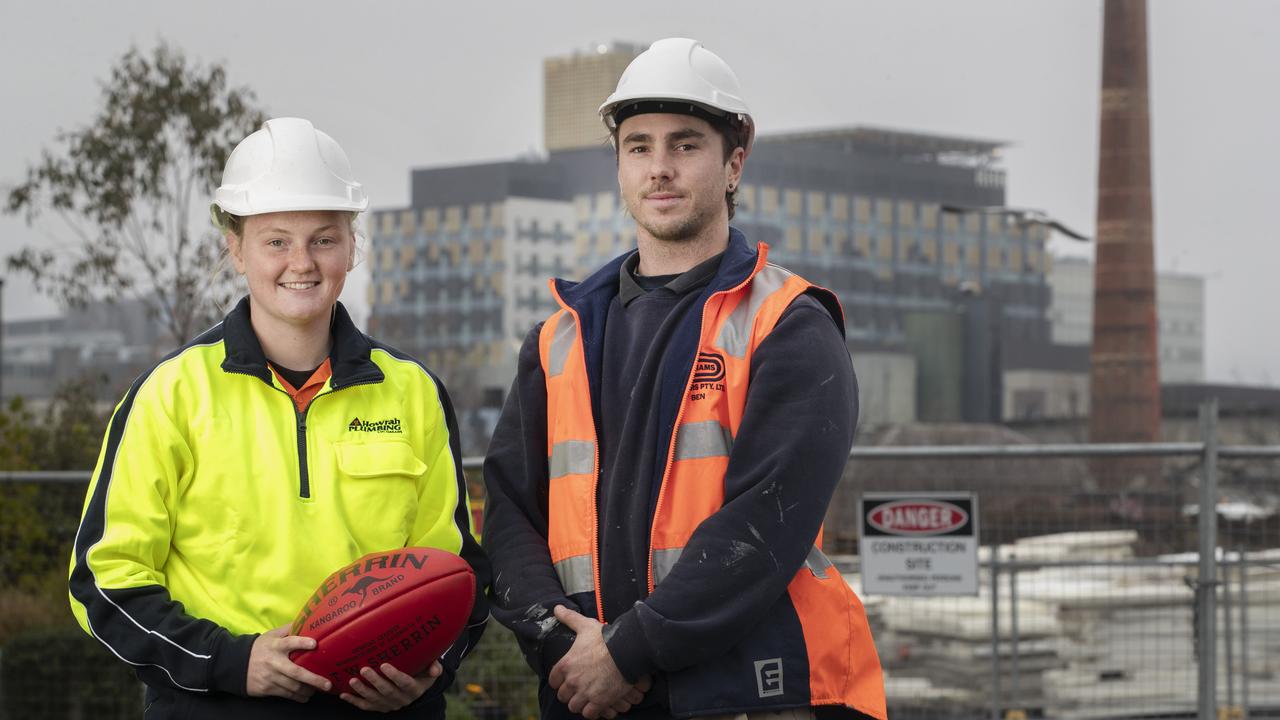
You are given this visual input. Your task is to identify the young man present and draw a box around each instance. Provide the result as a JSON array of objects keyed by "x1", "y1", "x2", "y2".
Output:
[{"x1": 484, "y1": 39, "x2": 886, "y2": 720}]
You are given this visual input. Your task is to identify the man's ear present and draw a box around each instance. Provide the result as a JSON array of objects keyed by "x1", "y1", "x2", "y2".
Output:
[{"x1": 726, "y1": 146, "x2": 746, "y2": 189}]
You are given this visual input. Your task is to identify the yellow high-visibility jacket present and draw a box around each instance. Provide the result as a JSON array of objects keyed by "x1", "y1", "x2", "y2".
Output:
[{"x1": 68, "y1": 298, "x2": 489, "y2": 698}]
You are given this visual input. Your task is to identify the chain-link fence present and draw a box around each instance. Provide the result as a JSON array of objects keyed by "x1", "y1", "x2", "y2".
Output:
[{"x1": 3, "y1": 402, "x2": 1278, "y2": 719}]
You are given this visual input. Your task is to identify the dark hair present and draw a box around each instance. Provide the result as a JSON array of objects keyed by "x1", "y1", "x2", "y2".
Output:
[{"x1": 611, "y1": 115, "x2": 746, "y2": 220}]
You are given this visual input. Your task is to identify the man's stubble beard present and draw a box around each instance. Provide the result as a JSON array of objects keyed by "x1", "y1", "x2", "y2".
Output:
[{"x1": 626, "y1": 193, "x2": 716, "y2": 244}]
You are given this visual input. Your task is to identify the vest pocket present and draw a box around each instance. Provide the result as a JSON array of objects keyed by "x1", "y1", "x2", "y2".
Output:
[
  {"x1": 333, "y1": 440, "x2": 424, "y2": 548},
  {"x1": 334, "y1": 440, "x2": 427, "y2": 478}
]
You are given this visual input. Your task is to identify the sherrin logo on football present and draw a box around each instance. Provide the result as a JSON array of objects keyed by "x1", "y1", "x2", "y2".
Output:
[
  {"x1": 867, "y1": 500, "x2": 968, "y2": 536},
  {"x1": 288, "y1": 547, "x2": 476, "y2": 694}
]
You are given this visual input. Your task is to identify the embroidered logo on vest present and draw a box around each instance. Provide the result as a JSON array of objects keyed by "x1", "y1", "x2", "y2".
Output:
[
  {"x1": 689, "y1": 351, "x2": 726, "y2": 401},
  {"x1": 754, "y1": 657, "x2": 784, "y2": 697}
]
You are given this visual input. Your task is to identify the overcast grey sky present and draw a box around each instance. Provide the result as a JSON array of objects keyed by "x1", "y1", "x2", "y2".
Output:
[{"x1": 2, "y1": 1, "x2": 1276, "y2": 384}]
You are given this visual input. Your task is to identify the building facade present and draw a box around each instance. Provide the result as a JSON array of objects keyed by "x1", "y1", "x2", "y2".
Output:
[
  {"x1": 367, "y1": 127, "x2": 1057, "y2": 444},
  {"x1": 543, "y1": 43, "x2": 644, "y2": 152},
  {"x1": 2, "y1": 297, "x2": 168, "y2": 407},
  {"x1": 1047, "y1": 256, "x2": 1205, "y2": 383}
]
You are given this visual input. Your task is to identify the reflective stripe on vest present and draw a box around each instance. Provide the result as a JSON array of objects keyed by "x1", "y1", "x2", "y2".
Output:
[
  {"x1": 539, "y1": 303, "x2": 601, "y2": 615},
  {"x1": 652, "y1": 544, "x2": 835, "y2": 586}
]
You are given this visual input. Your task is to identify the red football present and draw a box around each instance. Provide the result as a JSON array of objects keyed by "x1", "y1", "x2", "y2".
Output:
[{"x1": 288, "y1": 547, "x2": 475, "y2": 694}]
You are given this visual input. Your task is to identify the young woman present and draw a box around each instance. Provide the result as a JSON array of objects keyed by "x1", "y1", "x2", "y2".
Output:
[{"x1": 68, "y1": 117, "x2": 489, "y2": 719}]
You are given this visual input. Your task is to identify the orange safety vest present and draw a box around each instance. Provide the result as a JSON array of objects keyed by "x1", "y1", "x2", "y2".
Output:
[{"x1": 538, "y1": 241, "x2": 886, "y2": 718}]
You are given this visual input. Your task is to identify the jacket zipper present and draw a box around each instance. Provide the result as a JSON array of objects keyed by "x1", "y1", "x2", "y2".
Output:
[
  {"x1": 224, "y1": 368, "x2": 383, "y2": 500},
  {"x1": 295, "y1": 407, "x2": 310, "y2": 498},
  {"x1": 294, "y1": 379, "x2": 382, "y2": 499}
]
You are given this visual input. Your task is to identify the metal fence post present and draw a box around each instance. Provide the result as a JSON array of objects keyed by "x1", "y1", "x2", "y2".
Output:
[
  {"x1": 1223, "y1": 549, "x2": 1235, "y2": 709},
  {"x1": 1009, "y1": 552, "x2": 1020, "y2": 716},
  {"x1": 1240, "y1": 545, "x2": 1250, "y2": 718},
  {"x1": 1197, "y1": 398, "x2": 1219, "y2": 720},
  {"x1": 990, "y1": 545, "x2": 1002, "y2": 720}
]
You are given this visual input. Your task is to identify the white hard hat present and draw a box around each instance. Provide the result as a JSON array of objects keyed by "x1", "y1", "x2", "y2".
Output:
[
  {"x1": 212, "y1": 117, "x2": 368, "y2": 217},
  {"x1": 599, "y1": 38, "x2": 755, "y2": 156}
]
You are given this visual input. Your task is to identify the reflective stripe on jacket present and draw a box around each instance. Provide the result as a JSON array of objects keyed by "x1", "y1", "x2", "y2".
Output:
[{"x1": 538, "y1": 237, "x2": 886, "y2": 719}]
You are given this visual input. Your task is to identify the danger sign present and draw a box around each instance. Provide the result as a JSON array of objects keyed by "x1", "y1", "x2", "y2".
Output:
[{"x1": 859, "y1": 493, "x2": 979, "y2": 596}]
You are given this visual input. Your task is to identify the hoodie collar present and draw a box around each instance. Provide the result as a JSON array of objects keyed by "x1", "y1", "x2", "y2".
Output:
[{"x1": 220, "y1": 297, "x2": 383, "y2": 390}]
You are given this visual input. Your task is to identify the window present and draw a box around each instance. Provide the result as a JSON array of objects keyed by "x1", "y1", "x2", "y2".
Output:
[
  {"x1": 400, "y1": 211, "x2": 417, "y2": 235},
  {"x1": 922, "y1": 204, "x2": 939, "y2": 230},
  {"x1": 855, "y1": 197, "x2": 871, "y2": 223},
  {"x1": 966, "y1": 243, "x2": 980, "y2": 268},
  {"x1": 808, "y1": 228, "x2": 826, "y2": 254},
  {"x1": 943, "y1": 213, "x2": 959, "y2": 233},
  {"x1": 877, "y1": 234, "x2": 893, "y2": 261},
  {"x1": 400, "y1": 244, "x2": 416, "y2": 268},
  {"x1": 574, "y1": 195, "x2": 591, "y2": 221},
  {"x1": 489, "y1": 202, "x2": 505, "y2": 228},
  {"x1": 944, "y1": 241, "x2": 960, "y2": 267},
  {"x1": 898, "y1": 201, "x2": 915, "y2": 227},
  {"x1": 808, "y1": 192, "x2": 826, "y2": 218},
  {"x1": 739, "y1": 184, "x2": 756, "y2": 212},
  {"x1": 785, "y1": 190, "x2": 802, "y2": 218},
  {"x1": 761, "y1": 186, "x2": 779, "y2": 214},
  {"x1": 444, "y1": 206, "x2": 462, "y2": 233},
  {"x1": 469, "y1": 204, "x2": 486, "y2": 230},
  {"x1": 423, "y1": 208, "x2": 440, "y2": 233},
  {"x1": 1009, "y1": 246, "x2": 1023, "y2": 271},
  {"x1": 786, "y1": 226, "x2": 802, "y2": 251},
  {"x1": 380, "y1": 212, "x2": 395, "y2": 236},
  {"x1": 596, "y1": 231, "x2": 613, "y2": 256},
  {"x1": 595, "y1": 192, "x2": 615, "y2": 219},
  {"x1": 855, "y1": 232, "x2": 871, "y2": 257},
  {"x1": 898, "y1": 237, "x2": 914, "y2": 262},
  {"x1": 832, "y1": 229, "x2": 849, "y2": 255},
  {"x1": 876, "y1": 199, "x2": 893, "y2": 225},
  {"x1": 831, "y1": 194, "x2": 850, "y2": 221},
  {"x1": 922, "y1": 238, "x2": 938, "y2": 264}
]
